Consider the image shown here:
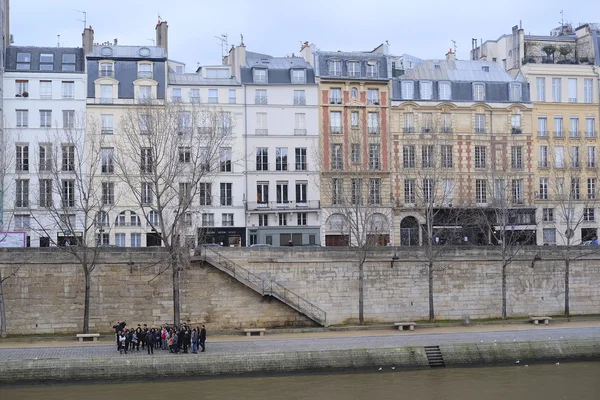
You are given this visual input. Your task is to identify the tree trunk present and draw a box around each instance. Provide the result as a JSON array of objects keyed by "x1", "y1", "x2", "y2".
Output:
[
  {"x1": 501, "y1": 263, "x2": 507, "y2": 320},
  {"x1": 83, "y1": 267, "x2": 91, "y2": 334},
  {"x1": 172, "y1": 255, "x2": 181, "y2": 326},
  {"x1": 564, "y1": 259, "x2": 570, "y2": 317},
  {"x1": 0, "y1": 272, "x2": 7, "y2": 338},
  {"x1": 428, "y1": 261, "x2": 435, "y2": 323},
  {"x1": 358, "y1": 258, "x2": 364, "y2": 325}
]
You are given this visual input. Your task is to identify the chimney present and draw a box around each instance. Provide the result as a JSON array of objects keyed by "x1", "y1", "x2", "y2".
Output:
[
  {"x1": 82, "y1": 25, "x2": 94, "y2": 55},
  {"x1": 446, "y1": 48, "x2": 455, "y2": 61},
  {"x1": 155, "y1": 20, "x2": 168, "y2": 55}
]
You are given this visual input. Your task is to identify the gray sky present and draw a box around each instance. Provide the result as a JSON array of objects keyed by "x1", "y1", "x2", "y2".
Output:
[{"x1": 10, "y1": 0, "x2": 600, "y2": 71}]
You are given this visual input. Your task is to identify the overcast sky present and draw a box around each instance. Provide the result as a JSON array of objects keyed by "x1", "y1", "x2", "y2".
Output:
[{"x1": 10, "y1": 0, "x2": 600, "y2": 71}]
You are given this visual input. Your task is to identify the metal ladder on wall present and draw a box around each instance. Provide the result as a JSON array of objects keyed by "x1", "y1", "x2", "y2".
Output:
[{"x1": 200, "y1": 247, "x2": 327, "y2": 326}]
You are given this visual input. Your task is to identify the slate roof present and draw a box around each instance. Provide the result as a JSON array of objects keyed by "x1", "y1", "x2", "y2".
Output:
[
  {"x1": 400, "y1": 60, "x2": 516, "y2": 82},
  {"x1": 87, "y1": 45, "x2": 166, "y2": 60},
  {"x1": 168, "y1": 73, "x2": 240, "y2": 86},
  {"x1": 315, "y1": 50, "x2": 390, "y2": 80},
  {"x1": 239, "y1": 51, "x2": 316, "y2": 85},
  {"x1": 5, "y1": 46, "x2": 85, "y2": 73}
]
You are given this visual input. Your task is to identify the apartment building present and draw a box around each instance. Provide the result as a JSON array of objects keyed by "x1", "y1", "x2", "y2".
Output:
[
  {"x1": 391, "y1": 53, "x2": 534, "y2": 246},
  {"x1": 2, "y1": 45, "x2": 86, "y2": 246},
  {"x1": 225, "y1": 43, "x2": 321, "y2": 247}
]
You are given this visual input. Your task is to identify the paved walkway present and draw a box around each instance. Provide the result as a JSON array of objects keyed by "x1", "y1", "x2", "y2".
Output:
[{"x1": 1, "y1": 321, "x2": 599, "y2": 361}]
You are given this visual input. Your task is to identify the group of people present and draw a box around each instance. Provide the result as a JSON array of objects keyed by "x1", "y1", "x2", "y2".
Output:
[{"x1": 112, "y1": 321, "x2": 207, "y2": 355}]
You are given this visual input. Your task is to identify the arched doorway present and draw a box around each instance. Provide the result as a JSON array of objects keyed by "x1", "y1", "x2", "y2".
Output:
[{"x1": 400, "y1": 216, "x2": 419, "y2": 246}]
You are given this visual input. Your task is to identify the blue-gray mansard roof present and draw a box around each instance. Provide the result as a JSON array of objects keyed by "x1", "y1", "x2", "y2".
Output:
[
  {"x1": 392, "y1": 60, "x2": 530, "y2": 103},
  {"x1": 315, "y1": 51, "x2": 391, "y2": 80},
  {"x1": 5, "y1": 46, "x2": 85, "y2": 73},
  {"x1": 168, "y1": 73, "x2": 240, "y2": 86},
  {"x1": 240, "y1": 51, "x2": 316, "y2": 85}
]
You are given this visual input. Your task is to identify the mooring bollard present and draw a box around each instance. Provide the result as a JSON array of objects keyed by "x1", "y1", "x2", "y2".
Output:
[{"x1": 464, "y1": 315, "x2": 471, "y2": 326}]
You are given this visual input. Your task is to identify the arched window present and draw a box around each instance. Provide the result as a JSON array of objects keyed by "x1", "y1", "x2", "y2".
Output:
[
  {"x1": 326, "y1": 213, "x2": 347, "y2": 232},
  {"x1": 351, "y1": 87, "x2": 358, "y2": 98},
  {"x1": 115, "y1": 211, "x2": 127, "y2": 226},
  {"x1": 130, "y1": 212, "x2": 141, "y2": 227}
]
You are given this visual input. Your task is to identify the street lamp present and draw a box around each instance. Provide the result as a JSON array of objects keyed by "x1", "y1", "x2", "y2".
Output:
[{"x1": 390, "y1": 252, "x2": 399, "y2": 268}]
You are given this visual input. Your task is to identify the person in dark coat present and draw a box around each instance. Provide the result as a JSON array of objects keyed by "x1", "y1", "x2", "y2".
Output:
[
  {"x1": 199, "y1": 325, "x2": 207, "y2": 352},
  {"x1": 182, "y1": 327, "x2": 190, "y2": 353},
  {"x1": 146, "y1": 328, "x2": 154, "y2": 354},
  {"x1": 124, "y1": 329, "x2": 132, "y2": 354},
  {"x1": 136, "y1": 326, "x2": 143, "y2": 351},
  {"x1": 192, "y1": 328, "x2": 199, "y2": 354}
]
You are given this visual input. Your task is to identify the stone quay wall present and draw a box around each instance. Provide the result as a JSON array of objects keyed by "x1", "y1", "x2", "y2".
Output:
[{"x1": 1, "y1": 247, "x2": 600, "y2": 334}]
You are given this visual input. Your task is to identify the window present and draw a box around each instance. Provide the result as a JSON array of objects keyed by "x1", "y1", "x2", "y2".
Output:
[
  {"x1": 588, "y1": 178, "x2": 596, "y2": 200},
  {"x1": 348, "y1": 61, "x2": 360, "y2": 77},
  {"x1": 255, "y1": 89, "x2": 267, "y2": 105},
  {"x1": 139, "y1": 85, "x2": 151, "y2": 100},
  {"x1": 552, "y1": 78, "x2": 561, "y2": 102},
  {"x1": 367, "y1": 112, "x2": 379, "y2": 134},
  {"x1": 223, "y1": 89, "x2": 234, "y2": 105},
  {"x1": 15, "y1": 179, "x2": 29, "y2": 208},
  {"x1": 96, "y1": 233, "x2": 110, "y2": 246},
  {"x1": 62, "y1": 110, "x2": 76, "y2": 129},
  {"x1": 351, "y1": 144, "x2": 361, "y2": 164},
  {"x1": 257, "y1": 182, "x2": 269, "y2": 204},
  {"x1": 278, "y1": 214, "x2": 288, "y2": 226},
  {"x1": 476, "y1": 179, "x2": 487, "y2": 204},
  {"x1": 130, "y1": 213, "x2": 141, "y2": 227},
  {"x1": 222, "y1": 214, "x2": 234, "y2": 227},
  {"x1": 293, "y1": 90, "x2": 305, "y2": 106},
  {"x1": 100, "y1": 84, "x2": 113, "y2": 103},
  {"x1": 584, "y1": 208, "x2": 595, "y2": 222},
  {"x1": 141, "y1": 182, "x2": 153, "y2": 205},
  {"x1": 62, "y1": 180, "x2": 75, "y2": 208},
  {"x1": 208, "y1": 89, "x2": 218, "y2": 104},
  {"x1": 539, "y1": 146, "x2": 548, "y2": 168},
  {"x1": 102, "y1": 182, "x2": 114, "y2": 205},
  {"x1": 294, "y1": 113, "x2": 306, "y2": 135},
  {"x1": 554, "y1": 116, "x2": 563, "y2": 137},
  {"x1": 114, "y1": 233, "x2": 126, "y2": 247},
  {"x1": 422, "y1": 145, "x2": 434, "y2": 168},
  {"x1": 420, "y1": 81, "x2": 432, "y2": 100},
  {"x1": 332, "y1": 178, "x2": 343, "y2": 205},
  {"x1": 256, "y1": 147, "x2": 269, "y2": 171},
  {"x1": 171, "y1": 88, "x2": 181, "y2": 101},
  {"x1": 276, "y1": 182, "x2": 289, "y2": 204},
  {"x1": 39, "y1": 110, "x2": 52, "y2": 128},
  {"x1": 295, "y1": 148, "x2": 307, "y2": 171},
  {"x1": 16, "y1": 53, "x2": 31, "y2": 70},
  {"x1": 555, "y1": 146, "x2": 564, "y2": 168},
  {"x1": 99, "y1": 61, "x2": 113, "y2": 77},
  {"x1": 402, "y1": 81, "x2": 414, "y2": 100},
  {"x1": 570, "y1": 117, "x2": 580, "y2": 137},
  {"x1": 220, "y1": 183, "x2": 233, "y2": 206},
  {"x1": 404, "y1": 179, "x2": 416, "y2": 204},
  {"x1": 439, "y1": 81, "x2": 451, "y2": 100},
  {"x1": 16, "y1": 80, "x2": 29, "y2": 97},
  {"x1": 369, "y1": 178, "x2": 381, "y2": 205},
  {"x1": 219, "y1": 148, "x2": 232, "y2": 172},
  {"x1": 39, "y1": 144, "x2": 52, "y2": 171},
  {"x1": 584, "y1": 78, "x2": 593, "y2": 104},
  {"x1": 568, "y1": 78, "x2": 577, "y2": 103},
  {"x1": 512, "y1": 179, "x2": 524, "y2": 204},
  {"x1": 570, "y1": 146, "x2": 580, "y2": 168},
  {"x1": 368, "y1": 89, "x2": 379, "y2": 105},
  {"x1": 276, "y1": 148, "x2": 288, "y2": 171},
  {"x1": 205, "y1": 68, "x2": 229, "y2": 78},
  {"x1": 14, "y1": 215, "x2": 31, "y2": 230},
  {"x1": 101, "y1": 148, "x2": 114, "y2": 174},
  {"x1": 253, "y1": 68, "x2": 267, "y2": 83},
  {"x1": 202, "y1": 214, "x2": 215, "y2": 227},
  {"x1": 148, "y1": 210, "x2": 160, "y2": 226},
  {"x1": 473, "y1": 83, "x2": 485, "y2": 101},
  {"x1": 130, "y1": 233, "x2": 141, "y2": 248},
  {"x1": 543, "y1": 228, "x2": 556, "y2": 245},
  {"x1": 441, "y1": 113, "x2": 452, "y2": 132},
  {"x1": 369, "y1": 144, "x2": 380, "y2": 170},
  {"x1": 187, "y1": 89, "x2": 199, "y2": 103},
  {"x1": 38, "y1": 179, "x2": 53, "y2": 208},
  {"x1": 422, "y1": 178, "x2": 433, "y2": 203},
  {"x1": 511, "y1": 146, "x2": 523, "y2": 169},
  {"x1": 537, "y1": 116, "x2": 548, "y2": 137},
  {"x1": 509, "y1": 83, "x2": 522, "y2": 101},
  {"x1": 16, "y1": 110, "x2": 28, "y2": 127},
  {"x1": 297, "y1": 213, "x2": 308, "y2": 226},
  {"x1": 474, "y1": 146, "x2": 486, "y2": 169},
  {"x1": 62, "y1": 54, "x2": 76, "y2": 71},
  {"x1": 296, "y1": 181, "x2": 307, "y2": 203},
  {"x1": 403, "y1": 145, "x2": 415, "y2": 168},
  {"x1": 586, "y1": 118, "x2": 596, "y2": 138},
  {"x1": 351, "y1": 178, "x2": 362, "y2": 205},
  {"x1": 442, "y1": 179, "x2": 455, "y2": 203},
  {"x1": 330, "y1": 88, "x2": 342, "y2": 104},
  {"x1": 351, "y1": 87, "x2": 358, "y2": 98},
  {"x1": 219, "y1": 112, "x2": 232, "y2": 136},
  {"x1": 441, "y1": 145, "x2": 453, "y2": 168},
  {"x1": 259, "y1": 214, "x2": 269, "y2": 227},
  {"x1": 292, "y1": 69, "x2": 306, "y2": 84},
  {"x1": 138, "y1": 63, "x2": 152, "y2": 78},
  {"x1": 536, "y1": 177, "x2": 548, "y2": 201},
  {"x1": 588, "y1": 146, "x2": 597, "y2": 168},
  {"x1": 62, "y1": 145, "x2": 75, "y2": 172},
  {"x1": 178, "y1": 147, "x2": 191, "y2": 163},
  {"x1": 328, "y1": 60, "x2": 341, "y2": 76},
  {"x1": 542, "y1": 208, "x2": 554, "y2": 222},
  {"x1": 177, "y1": 112, "x2": 191, "y2": 135},
  {"x1": 404, "y1": 112, "x2": 415, "y2": 132},
  {"x1": 139, "y1": 114, "x2": 150, "y2": 134},
  {"x1": 331, "y1": 144, "x2": 343, "y2": 170},
  {"x1": 351, "y1": 111, "x2": 359, "y2": 128},
  {"x1": 366, "y1": 61, "x2": 378, "y2": 78},
  {"x1": 101, "y1": 114, "x2": 113, "y2": 134},
  {"x1": 511, "y1": 114, "x2": 522, "y2": 133},
  {"x1": 475, "y1": 114, "x2": 486, "y2": 133},
  {"x1": 199, "y1": 183, "x2": 212, "y2": 206},
  {"x1": 40, "y1": 81, "x2": 52, "y2": 99},
  {"x1": 178, "y1": 182, "x2": 191, "y2": 206},
  {"x1": 141, "y1": 148, "x2": 153, "y2": 173},
  {"x1": 536, "y1": 77, "x2": 546, "y2": 102},
  {"x1": 330, "y1": 111, "x2": 342, "y2": 134},
  {"x1": 571, "y1": 178, "x2": 580, "y2": 200}
]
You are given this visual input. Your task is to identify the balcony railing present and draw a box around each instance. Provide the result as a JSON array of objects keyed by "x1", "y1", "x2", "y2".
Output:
[
  {"x1": 539, "y1": 162, "x2": 549, "y2": 168},
  {"x1": 255, "y1": 129, "x2": 268, "y2": 135},
  {"x1": 246, "y1": 200, "x2": 320, "y2": 211},
  {"x1": 538, "y1": 130, "x2": 549, "y2": 137},
  {"x1": 511, "y1": 127, "x2": 522, "y2": 134},
  {"x1": 99, "y1": 70, "x2": 114, "y2": 78},
  {"x1": 553, "y1": 130, "x2": 564, "y2": 137},
  {"x1": 101, "y1": 128, "x2": 114, "y2": 134},
  {"x1": 569, "y1": 131, "x2": 580, "y2": 138},
  {"x1": 440, "y1": 126, "x2": 453, "y2": 133},
  {"x1": 329, "y1": 97, "x2": 342, "y2": 105},
  {"x1": 138, "y1": 71, "x2": 153, "y2": 79},
  {"x1": 255, "y1": 96, "x2": 268, "y2": 105},
  {"x1": 475, "y1": 127, "x2": 486, "y2": 134},
  {"x1": 330, "y1": 126, "x2": 342, "y2": 134},
  {"x1": 348, "y1": 71, "x2": 361, "y2": 77},
  {"x1": 367, "y1": 99, "x2": 380, "y2": 105},
  {"x1": 366, "y1": 71, "x2": 379, "y2": 78},
  {"x1": 208, "y1": 97, "x2": 218, "y2": 104},
  {"x1": 368, "y1": 127, "x2": 380, "y2": 134},
  {"x1": 403, "y1": 126, "x2": 415, "y2": 133},
  {"x1": 586, "y1": 131, "x2": 596, "y2": 138},
  {"x1": 522, "y1": 56, "x2": 594, "y2": 65},
  {"x1": 421, "y1": 127, "x2": 433, "y2": 134},
  {"x1": 328, "y1": 70, "x2": 342, "y2": 77},
  {"x1": 294, "y1": 129, "x2": 307, "y2": 135},
  {"x1": 293, "y1": 97, "x2": 306, "y2": 105},
  {"x1": 100, "y1": 97, "x2": 113, "y2": 104}
]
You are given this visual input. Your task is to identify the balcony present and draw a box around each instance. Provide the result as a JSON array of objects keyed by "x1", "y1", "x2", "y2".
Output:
[
  {"x1": 368, "y1": 127, "x2": 380, "y2": 134},
  {"x1": 538, "y1": 162, "x2": 549, "y2": 168},
  {"x1": 475, "y1": 127, "x2": 486, "y2": 134},
  {"x1": 522, "y1": 55, "x2": 594, "y2": 65},
  {"x1": 293, "y1": 97, "x2": 306, "y2": 105},
  {"x1": 99, "y1": 70, "x2": 114, "y2": 78},
  {"x1": 553, "y1": 130, "x2": 564, "y2": 137},
  {"x1": 137, "y1": 71, "x2": 153, "y2": 79},
  {"x1": 294, "y1": 129, "x2": 307, "y2": 135},
  {"x1": 171, "y1": 96, "x2": 182, "y2": 103},
  {"x1": 367, "y1": 99, "x2": 380, "y2": 105},
  {"x1": 586, "y1": 131, "x2": 596, "y2": 138},
  {"x1": 246, "y1": 200, "x2": 320, "y2": 211},
  {"x1": 440, "y1": 126, "x2": 453, "y2": 133},
  {"x1": 511, "y1": 127, "x2": 522, "y2": 134},
  {"x1": 100, "y1": 97, "x2": 113, "y2": 104},
  {"x1": 208, "y1": 97, "x2": 218, "y2": 104},
  {"x1": 255, "y1": 96, "x2": 268, "y2": 105},
  {"x1": 330, "y1": 126, "x2": 342, "y2": 134},
  {"x1": 348, "y1": 71, "x2": 361, "y2": 77},
  {"x1": 366, "y1": 71, "x2": 379, "y2": 78},
  {"x1": 101, "y1": 128, "x2": 114, "y2": 134},
  {"x1": 421, "y1": 127, "x2": 433, "y2": 134},
  {"x1": 329, "y1": 97, "x2": 342, "y2": 105},
  {"x1": 569, "y1": 131, "x2": 580, "y2": 138},
  {"x1": 255, "y1": 129, "x2": 268, "y2": 135},
  {"x1": 328, "y1": 70, "x2": 342, "y2": 77},
  {"x1": 537, "y1": 130, "x2": 549, "y2": 137}
]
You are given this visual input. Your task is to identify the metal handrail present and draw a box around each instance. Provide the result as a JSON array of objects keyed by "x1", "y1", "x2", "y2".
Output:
[{"x1": 203, "y1": 247, "x2": 326, "y2": 325}]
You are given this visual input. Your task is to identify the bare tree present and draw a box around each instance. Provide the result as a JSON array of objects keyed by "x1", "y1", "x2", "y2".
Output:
[
  {"x1": 115, "y1": 100, "x2": 232, "y2": 326},
  {"x1": 320, "y1": 119, "x2": 392, "y2": 325},
  {"x1": 0, "y1": 265, "x2": 21, "y2": 337}
]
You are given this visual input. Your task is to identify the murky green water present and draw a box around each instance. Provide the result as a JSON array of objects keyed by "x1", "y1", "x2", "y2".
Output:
[{"x1": 2, "y1": 362, "x2": 599, "y2": 400}]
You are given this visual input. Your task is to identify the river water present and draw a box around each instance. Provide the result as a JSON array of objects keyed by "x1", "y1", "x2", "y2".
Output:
[{"x1": 2, "y1": 362, "x2": 599, "y2": 400}]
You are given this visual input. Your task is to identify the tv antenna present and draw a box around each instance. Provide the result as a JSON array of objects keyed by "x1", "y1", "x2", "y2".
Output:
[
  {"x1": 215, "y1": 34, "x2": 228, "y2": 58},
  {"x1": 451, "y1": 39, "x2": 457, "y2": 55},
  {"x1": 560, "y1": 10, "x2": 564, "y2": 34},
  {"x1": 147, "y1": 38, "x2": 155, "y2": 46},
  {"x1": 74, "y1": 9, "x2": 87, "y2": 30}
]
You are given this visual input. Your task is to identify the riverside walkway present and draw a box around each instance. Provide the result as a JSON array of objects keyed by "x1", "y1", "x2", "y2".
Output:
[{"x1": 1, "y1": 321, "x2": 600, "y2": 361}]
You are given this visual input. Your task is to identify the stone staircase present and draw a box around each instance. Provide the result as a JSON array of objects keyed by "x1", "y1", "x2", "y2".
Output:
[
  {"x1": 424, "y1": 345, "x2": 446, "y2": 368},
  {"x1": 198, "y1": 248, "x2": 327, "y2": 326}
]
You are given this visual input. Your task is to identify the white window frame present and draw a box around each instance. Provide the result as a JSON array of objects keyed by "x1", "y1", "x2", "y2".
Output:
[
  {"x1": 439, "y1": 81, "x2": 451, "y2": 100},
  {"x1": 473, "y1": 83, "x2": 485, "y2": 101},
  {"x1": 420, "y1": 81, "x2": 432, "y2": 100},
  {"x1": 536, "y1": 77, "x2": 545, "y2": 102},
  {"x1": 402, "y1": 81, "x2": 414, "y2": 100}
]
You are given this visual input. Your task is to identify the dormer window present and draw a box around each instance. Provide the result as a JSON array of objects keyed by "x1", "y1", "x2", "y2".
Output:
[
  {"x1": 348, "y1": 61, "x2": 360, "y2": 77},
  {"x1": 205, "y1": 68, "x2": 229, "y2": 78},
  {"x1": 40, "y1": 54, "x2": 54, "y2": 71},
  {"x1": 482, "y1": 66, "x2": 490, "y2": 72},
  {"x1": 420, "y1": 81, "x2": 432, "y2": 100},
  {"x1": 99, "y1": 62, "x2": 114, "y2": 78},
  {"x1": 402, "y1": 81, "x2": 414, "y2": 100},
  {"x1": 62, "y1": 54, "x2": 76, "y2": 72},
  {"x1": 473, "y1": 83, "x2": 485, "y2": 101},
  {"x1": 16, "y1": 53, "x2": 31, "y2": 70},
  {"x1": 292, "y1": 69, "x2": 306, "y2": 84},
  {"x1": 328, "y1": 60, "x2": 341, "y2": 76},
  {"x1": 253, "y1": 69, "x2": 267, "y2": 83},
  {"x1": 138, "y1": 63, "x2": 153, "y2": 79},
  {"x1": 439, "y1": 81, "x2": 451, "y2": 100},
  {"x1": 509, "y1": 83, "x2": 522, "y2": 102},
  {"x1": 366, "y1": 61, "x2": 378, "y2": 78}
]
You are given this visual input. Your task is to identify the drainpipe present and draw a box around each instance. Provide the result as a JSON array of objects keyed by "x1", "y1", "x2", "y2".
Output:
[
  {"x1": 243, "y1": 84, "x2": 249, "y2": 246},
  {"x1": 594, "y1": 65, "x2": 600, "y2": 139}
]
